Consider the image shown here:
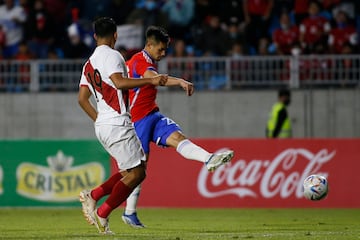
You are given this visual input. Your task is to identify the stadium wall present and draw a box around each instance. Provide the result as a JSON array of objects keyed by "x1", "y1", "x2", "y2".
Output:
[{"x1": 0, "y1": 89, "x2": 359, "y2": 138}]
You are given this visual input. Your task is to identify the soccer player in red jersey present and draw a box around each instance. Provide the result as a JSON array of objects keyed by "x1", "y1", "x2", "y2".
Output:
[{"x1": 121, "y1": 26, "x2": 234, "y2": 227}]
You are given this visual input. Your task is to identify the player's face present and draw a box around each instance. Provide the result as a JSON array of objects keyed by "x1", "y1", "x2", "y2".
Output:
[{"x1": 149, "y1": 42, "x2": 167, "y2": 61}]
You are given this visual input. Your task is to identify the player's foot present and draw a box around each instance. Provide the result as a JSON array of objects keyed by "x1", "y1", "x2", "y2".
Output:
[
  {"x1": 89, "y1": 209, "x2": 114, "y2": 235},
  {"x1": 206, "y1": 150, "x2": 234, "y2": 172},
  {"x1": 122, "y1": 212, "x2": 145, "y2": 228},
  {"x1": 79, "y1": 189, "x2": 96, "y2": 225}
]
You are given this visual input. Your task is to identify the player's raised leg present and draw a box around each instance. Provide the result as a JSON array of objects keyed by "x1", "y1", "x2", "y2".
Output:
[{"x1": 169, "y1": 131, "x2": 234, "y2": 171}]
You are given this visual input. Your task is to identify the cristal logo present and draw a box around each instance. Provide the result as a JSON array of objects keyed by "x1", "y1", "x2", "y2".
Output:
[
  {"x1": 198, "y1": 148, "x2": 334, "y2": 199},
  {"x1": 16, "y1": 150, "x2": 105, "y2": 202}
]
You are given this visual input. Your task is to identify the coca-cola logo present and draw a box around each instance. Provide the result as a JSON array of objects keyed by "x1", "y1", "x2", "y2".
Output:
[{"x1": 198, "y1": 148, "x2": 335, "y2": 199}]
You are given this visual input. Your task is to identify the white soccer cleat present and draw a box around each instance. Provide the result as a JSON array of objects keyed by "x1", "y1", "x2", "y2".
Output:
[
  {"x1": 79, "y1": 190, "x2": 96, "y2": 225},
  {"x1": 205, "y1": 150, "x2": 234, "y2": 172},
  {"x1": 89, "y1": 209, "x2": 114, "y2": 235}
]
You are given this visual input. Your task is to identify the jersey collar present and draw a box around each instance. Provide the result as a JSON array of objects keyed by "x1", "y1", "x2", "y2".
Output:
[{"x1": 142, "y1": 50, "x2": 155, "y2": 62}]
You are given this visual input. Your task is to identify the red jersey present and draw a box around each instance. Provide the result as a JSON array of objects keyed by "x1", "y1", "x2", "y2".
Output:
[
  {"x1": 328, "y1": 26, "x2": 357, "y2": 54},
  {"x1": 246, "y1": 0, "x2": 271, "y2": 16},
  {"x1": 294, "y1": 0, "x2": 309, "y2": 14},
  {"x1": 127, "y1": 50, "x2": 159, "y2": 122},
  {"x1": 273, "y1": 26, "x2": 299, "y2": 54},
  {"x1": 300, "y1": 16, "x2": 330, "y2": 44}
]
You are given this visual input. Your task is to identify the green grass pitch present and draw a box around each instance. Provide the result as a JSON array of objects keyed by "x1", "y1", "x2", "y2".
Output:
[{"x1": 0, "y1": 208, "x2": 359, "y2": 239}]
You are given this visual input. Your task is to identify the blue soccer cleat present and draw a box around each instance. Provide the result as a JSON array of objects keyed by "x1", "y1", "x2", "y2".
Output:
[{"x1": 122, "y1": 212, "x2": 145, "y2": 228}]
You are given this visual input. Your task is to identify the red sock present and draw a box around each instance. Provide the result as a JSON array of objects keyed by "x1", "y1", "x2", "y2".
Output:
[
  {"x1": 97, "y1": 180, "x2": 132, "y2": 218},
  {"x1": 91, "y1": 172, "x2": 122, "y2": 201}
]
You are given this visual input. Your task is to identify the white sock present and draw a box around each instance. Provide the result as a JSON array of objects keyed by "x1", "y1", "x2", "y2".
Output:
[
  {"x1": 176, "y1": 139, "x2": 212, "y2": 163},
  {"x1": 125, "y1": 184, "x2": 141, "y2": 215}
]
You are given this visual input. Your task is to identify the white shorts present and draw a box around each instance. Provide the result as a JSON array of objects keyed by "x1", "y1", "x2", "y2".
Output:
[{"x1": 95, "y1": 121, "x2": 146, "y2": 170}]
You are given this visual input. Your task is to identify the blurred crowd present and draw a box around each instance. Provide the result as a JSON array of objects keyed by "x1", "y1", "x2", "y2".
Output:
[{"x1": 0, "y1": 0, "x2": 359, "y2": 61}]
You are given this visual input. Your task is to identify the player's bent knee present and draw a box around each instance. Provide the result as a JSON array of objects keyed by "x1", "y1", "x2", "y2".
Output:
[{"x1": 167, "y1": 131, "x2": 187, "y2": 147}]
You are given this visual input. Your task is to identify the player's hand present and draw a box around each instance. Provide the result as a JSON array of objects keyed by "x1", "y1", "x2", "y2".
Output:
[
  {"x1": 179, "y1": 80, "x2": 194, "y2": 96},
  {"x1": 152, "y1": 74, "x2": 168, "y2": 86}
]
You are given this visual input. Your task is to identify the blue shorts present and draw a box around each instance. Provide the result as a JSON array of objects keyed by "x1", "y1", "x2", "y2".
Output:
[{"x1": 134, "y1": 111, "x2": 182, "y2": 154}]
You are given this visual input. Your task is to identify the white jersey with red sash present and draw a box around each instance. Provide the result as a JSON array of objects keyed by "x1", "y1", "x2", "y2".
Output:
[{"x1": 79, "y1": 45, "x2": 130, "y2": 125}]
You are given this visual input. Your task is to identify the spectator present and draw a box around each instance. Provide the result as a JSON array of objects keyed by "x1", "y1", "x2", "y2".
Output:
[
  {"x1": 323, "y1": 0, "x2": 341, "y2": 11},
  {"x1": 62, "y1": 23, "x2": 91, "y2": 59},
  {"x1": 257, "y1": 37, "x2": 278, "y2": 83},
  {"x1": 192, "y1": 0, "x2": 218, "y2": 25},
  {"x1": 12, "y1": 41, "x2": 32, "y2": 91},
  {"x1": 25, "y1": 0, "x2": 55, "y2": 59},
  {"x1": 167, "y1": 38, "x2": 194, "y2": 82},
  {"x1": 299, "y1": 1, "x2": 331, "y2": 54},
  {"x1": 169, "y1": 38, "x2": 188, "y2": 57},
  {"x1": 218, "y1": 0, "x2": 244, "y2": 25},
  {"x1": 328, "y1": 10, "x2": 357, "y2": 54},
  {"x1": 73, "y1": 0, "x2": 112, "y2": 23},
  {"x1": 294, "y1": 0, "x2": 309, "y2": 25},
  {"x1": 0, "y1": 0, "x2": 27, "y2": 58},
  {"x1": 224, "y1": 18, "x2": 246, "y2": 55},
  {"x1": 229, "y1": 41, "x2": 244, "y2": 58},
  {"x1": 127, "y1": 0, "x2": 169, "y2": 32},
  {"x1": 356, "y1": 1, "x2": 360, "y2": 53},
  {"x1": 338, "y1": 42, "x2": 356, "y2": 86},
  {"x1": 325, "y1": 0, "x2": 352, "y2": 18},
  {"x1": 109, "y1": 0, "x2": 135, "y2": 25},
  {"x1": 13, "y1": 41, "x2": 33, "y2": 60},
  {"x1": 193, "y1": 15, "x2": 229, "y2": 56},
  {"x1": 272, "y1": 12, "x2": 299, "y2": 55},
  {"x1": 243, "y1": 0, "x2": 274, "y2": 52},
  {"x1": 273, "y1": 0, "x2": 294, "y2": 17},
  {"x1": 258, "y1": 37, "x2": 270, "y2": 55},
  {"x1": 161, "y1": 0, "x2": 194, "y2": 40},
  {"x1": 229, "y1": 41, "x2": 246, "y2": 88}
]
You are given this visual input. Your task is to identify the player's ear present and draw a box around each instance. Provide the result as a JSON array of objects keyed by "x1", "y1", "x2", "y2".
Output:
[
  {"x1": 114, "y1": 31, "x2": 118, "y2": 41},
  {"x1": 93, "y1": 33, "x2": 98, "y2": 41},
  {"x1": 146, "y1": 39, "x2": 153, "y2": 49}
]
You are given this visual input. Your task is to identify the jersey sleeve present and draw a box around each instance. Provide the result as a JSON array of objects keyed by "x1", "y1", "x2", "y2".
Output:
[
  {"x1": 79, "y1": 66, "x2": 90, "y2": 88},
  {"x1": 105, "y1": 50, "x2": 126, "y2": 77},
  {"x1": 135, "y1": 57, "x2": 157, "y2": 77}
]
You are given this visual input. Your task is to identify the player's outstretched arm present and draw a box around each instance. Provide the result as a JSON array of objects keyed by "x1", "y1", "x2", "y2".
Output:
[
  {"x1": 110, "y1": 73, "x2": 168, "y2": 89},
  {"x1": 144, "y1": 69, "x2": 194, "y2": 96},
  {"x1": 78, "y1": 86, "x2": 98, "y2": 122},
  {"x1": 168, "y1": 76, "x2": 194, "y2": 96}
]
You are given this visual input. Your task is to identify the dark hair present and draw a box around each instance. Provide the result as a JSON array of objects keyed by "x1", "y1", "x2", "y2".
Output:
[
  {"x1": 278, "y1": 88, "x2": 290, "y2": 97},
  {"x1": 309, "y1": 0, "x2": 321, "y2": 10},
  {"x1": 93, "y1": 17, "x2": 117, "y2": 38},
  {"x1": 145, "y1": 26, "x2": 170, "y2": 44}
]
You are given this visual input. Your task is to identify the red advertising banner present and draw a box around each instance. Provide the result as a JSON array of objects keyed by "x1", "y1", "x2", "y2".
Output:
[{"x1": 112, "y1": 139, "x2": 360, "y2": 208}]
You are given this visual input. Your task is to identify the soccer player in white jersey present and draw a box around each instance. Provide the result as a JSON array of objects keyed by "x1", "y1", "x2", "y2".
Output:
[{"x1": 78, "y1": 17, "x2": 167, "y2": 235}]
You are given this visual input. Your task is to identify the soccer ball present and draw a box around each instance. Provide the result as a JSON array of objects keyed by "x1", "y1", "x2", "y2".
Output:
[{"x1": 303, "y1": 175, "x2": 329, "y2": 201}]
